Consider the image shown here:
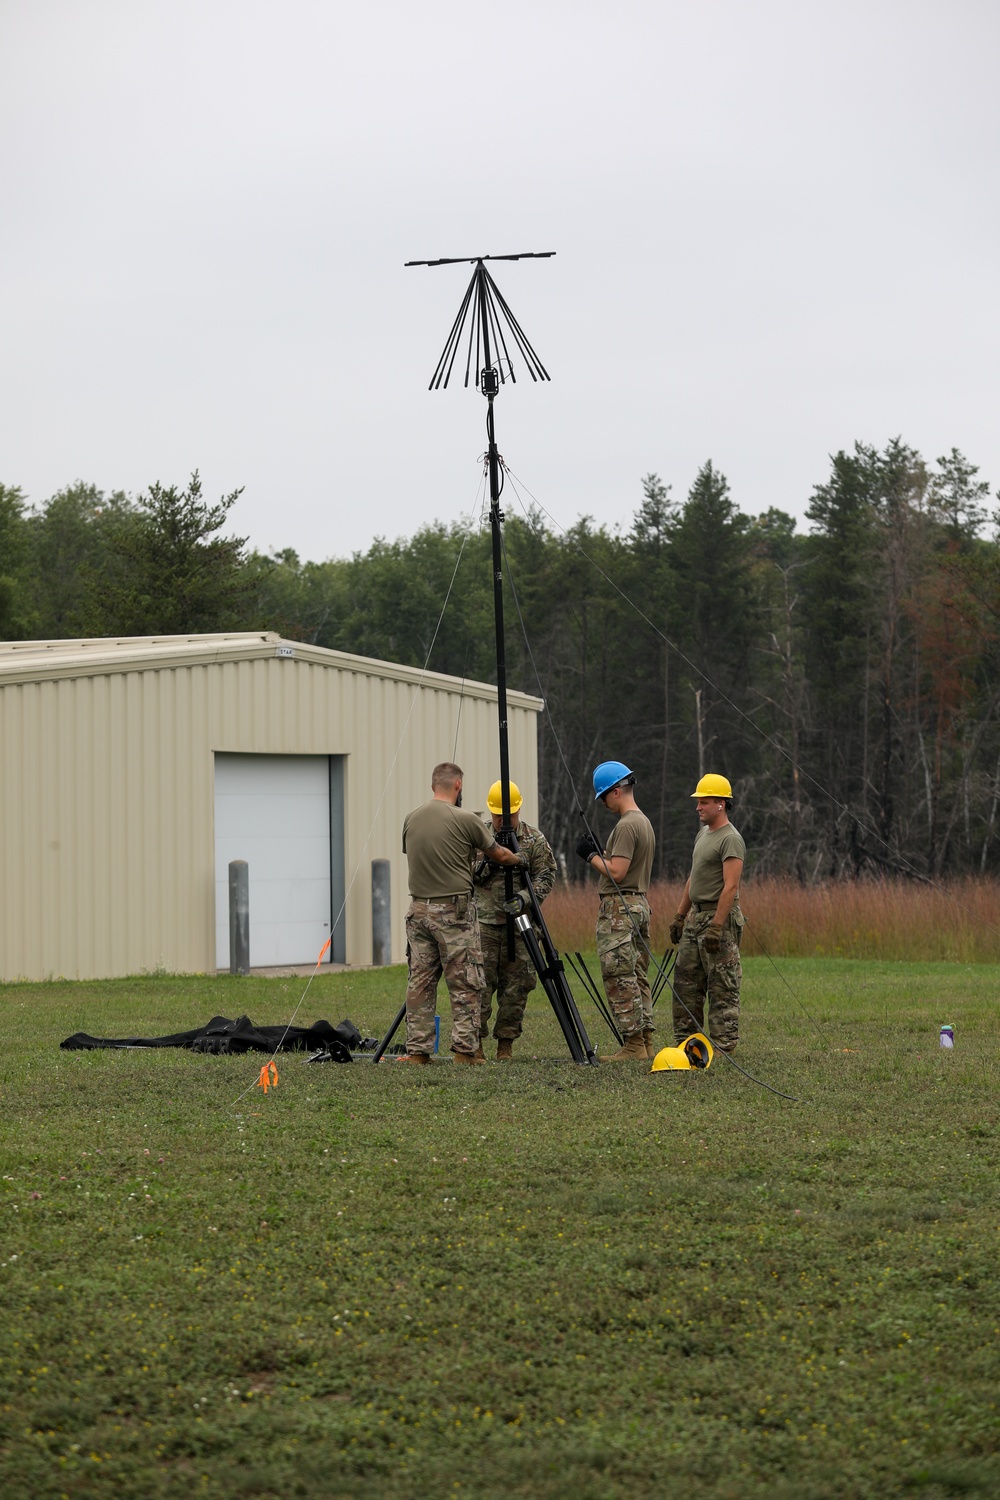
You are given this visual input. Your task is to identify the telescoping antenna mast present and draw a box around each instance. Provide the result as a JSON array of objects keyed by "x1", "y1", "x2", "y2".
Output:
[{"x1": 403, "y1": 251, "x2": 598, "y2": 1066}]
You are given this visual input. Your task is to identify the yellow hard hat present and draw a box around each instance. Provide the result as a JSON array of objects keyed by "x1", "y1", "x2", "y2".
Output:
[
  {"x1": 487, "y1": 780, "x2": 522, "y2": 815},
  {"x1": 650, "y1": 1033, "x2": 714, "y2": 1072},
  {"x1": 691, "y1": 774, "x2": 733, "y2": 799}
]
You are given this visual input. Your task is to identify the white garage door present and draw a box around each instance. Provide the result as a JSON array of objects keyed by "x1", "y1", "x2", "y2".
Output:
[{"x1": 214, "y1": 753, "x2": 334, "y2": 969}]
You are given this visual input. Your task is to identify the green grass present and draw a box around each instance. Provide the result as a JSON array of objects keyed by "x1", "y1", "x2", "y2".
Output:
[{"x1": 1, "y1": 960, "x2": 998, "y2": 1499}]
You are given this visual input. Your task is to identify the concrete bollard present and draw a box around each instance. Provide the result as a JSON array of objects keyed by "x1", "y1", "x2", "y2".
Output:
[
  {"x1": 372, "y1": 859, "x2": 391, "y2": 966},
  {"x1": 229, "y1": 859, "x2": 250, "y2": 975}
]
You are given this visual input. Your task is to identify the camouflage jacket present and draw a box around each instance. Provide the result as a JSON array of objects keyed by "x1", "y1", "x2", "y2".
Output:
[{"x1": 473, "y1": 820, "x2": 557, "y2": 925}]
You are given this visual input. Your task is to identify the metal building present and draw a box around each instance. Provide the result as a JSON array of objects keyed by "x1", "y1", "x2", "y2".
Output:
[{"x1": 0, "y1": 632, "x2": 542, "y2": 981}]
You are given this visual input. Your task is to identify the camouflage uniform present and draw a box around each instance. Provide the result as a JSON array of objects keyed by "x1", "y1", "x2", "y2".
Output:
[
  {"x1": 673, "y1": 904, "x2": 743, "y2": 1053},
  {"x1": 594, "y1": 807, "x2": 656, "y2": 1041},
  {"x1": 597, "y1": 893, "x2": 653, "y2": 1040},
  {"x1": 402, "y1": 797, "x2": 497, "y2": 1057},
  {"x1": 405, "y1": 895, "x2": 484, "y2": 1055},
  {"x1": 672, "y1": 817, "x2": 745, "y2": 1053},
  {"x1": 474, "y1": 822, "x2": 556, "y2": 1040}
]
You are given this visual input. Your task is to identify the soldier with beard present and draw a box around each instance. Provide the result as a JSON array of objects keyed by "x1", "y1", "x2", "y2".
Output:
[{"x1": 401, "y1": 763, "x2": 526, "y2": 1065}]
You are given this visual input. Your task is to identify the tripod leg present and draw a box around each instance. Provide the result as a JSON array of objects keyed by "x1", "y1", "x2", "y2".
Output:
[
  {"x1": 372, "y1": 1002, "x2": 406, "y2": 1064},
  {"x1": 559, "y1": 977, "x2": 600, "y2": 1066},
  {"x1": 497, "y1": 850, "x2": 599, "y2": 1065},
  {"x1": 570, "y1": 952, "x2": 622, "y2": 1043},
  {"x1": 514, "y1": 917, "x2": 586, "y2": 1062},
  {"x1": 513, "y1": 914, "x2": 599, "y2": 1065},
  {"x1": 651, "y1": 946, "x2": 676, "y2": 1006}
]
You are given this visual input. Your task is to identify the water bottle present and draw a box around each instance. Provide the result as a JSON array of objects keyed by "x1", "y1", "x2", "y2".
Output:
[{"x1": 939, "y1": 1024, "x2": 954, "y2": 1049}]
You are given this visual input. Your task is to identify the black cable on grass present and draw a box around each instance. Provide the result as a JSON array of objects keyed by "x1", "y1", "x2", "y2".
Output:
[{"x1": 499, "y1": 521, "x2": 802, "y2": 1103}]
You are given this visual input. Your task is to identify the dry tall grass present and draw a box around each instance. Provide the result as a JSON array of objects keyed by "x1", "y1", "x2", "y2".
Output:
[{"x1": 543, "y1": 876, "x2": 1000, "y2": 963}]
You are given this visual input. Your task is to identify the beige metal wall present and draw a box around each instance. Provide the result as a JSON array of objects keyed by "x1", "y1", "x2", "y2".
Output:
[{"x1": 0, "y1": 638, "x2": 541, "y2": 980}]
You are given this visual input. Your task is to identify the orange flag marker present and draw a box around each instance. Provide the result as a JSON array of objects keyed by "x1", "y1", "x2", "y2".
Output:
[{"x1": 257, "y1": 1060, "x2": 279, "y2": 1092}]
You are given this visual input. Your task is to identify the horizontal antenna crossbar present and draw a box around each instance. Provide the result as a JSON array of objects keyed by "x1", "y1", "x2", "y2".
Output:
[{"x1": 405, "y1": 252, "x2": 555, "y2": 267}]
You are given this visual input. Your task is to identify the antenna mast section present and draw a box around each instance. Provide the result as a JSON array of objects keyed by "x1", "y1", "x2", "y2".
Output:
[{"x1": 403, "y1": 251, "x2": 598, "y2": 1066}]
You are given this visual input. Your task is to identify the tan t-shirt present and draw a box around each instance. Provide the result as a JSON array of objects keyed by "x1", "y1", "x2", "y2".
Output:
[
  {"x1": 688, "y1": 823, "x2": 745, "y2": 904},
  {"x1": 402, "y1": 799, "x2": 496, "y2": 898},
  {"x1": 597, "y1": 808, "x2": 655, "y2": 895}
]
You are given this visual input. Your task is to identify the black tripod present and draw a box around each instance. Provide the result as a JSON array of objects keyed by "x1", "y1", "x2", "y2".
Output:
[{"x1": 373, "y1": 253, "x2": 597, "y2": 1066}]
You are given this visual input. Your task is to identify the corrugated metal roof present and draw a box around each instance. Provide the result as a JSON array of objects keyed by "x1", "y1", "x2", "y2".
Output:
[
  {"x1": 0, "y1": 631, "x2": 544, "y2": 707},
  {"x1": 0, "y1": 631, "x2": 274, "y2": 658}
]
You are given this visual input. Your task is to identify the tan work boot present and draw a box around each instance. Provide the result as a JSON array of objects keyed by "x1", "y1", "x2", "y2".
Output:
[
  {"x1": 454, "y1": 1050, "x2": 486, "y2": 1066},
  {"x1": 643, "y1": 1030, "x2": 656, "y2": 1059},
  {"x1": 401, "y1": 1052, "x2": 430, "y2": 1066},
  {"x1": 496, "y1": 1038, "x2": 514, "y2": 1061},
  {"x1": 601, "y1": 1033, "x2": 649, "y2": 1062},
  {"x1": 473, "y1": 1043, "x2": 486, "y2": 1062}
]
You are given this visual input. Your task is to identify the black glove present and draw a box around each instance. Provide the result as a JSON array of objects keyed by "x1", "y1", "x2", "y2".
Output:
[
  {"x1": 473, "y1": 858, "x2": 493, "y2": 886},
  {"x1": 576, "y1": 832, "x2": 602, "y2": 863}
]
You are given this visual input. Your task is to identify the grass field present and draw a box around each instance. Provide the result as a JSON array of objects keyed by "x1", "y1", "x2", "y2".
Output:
[{"x1": 1, "y1": 956, "x2": 998, "y2": 1499}]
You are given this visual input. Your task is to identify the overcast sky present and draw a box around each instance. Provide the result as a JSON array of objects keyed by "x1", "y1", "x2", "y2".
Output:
[{"x1": 3, "y1": 0, "x2": 998, "y2": 562}]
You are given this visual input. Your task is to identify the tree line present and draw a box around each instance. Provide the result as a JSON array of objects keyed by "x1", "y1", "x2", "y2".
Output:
[{"x1": 3, "y1": 441, "x2": 998, "y2": 881}]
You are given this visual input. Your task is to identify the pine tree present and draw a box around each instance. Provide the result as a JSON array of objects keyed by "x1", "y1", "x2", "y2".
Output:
[
  {"x1": 81, "y1": 472, "x2": 254, "y2": 636},
  {"x1": 0, "y1": 484, "x2": 36, "y2": 640}
]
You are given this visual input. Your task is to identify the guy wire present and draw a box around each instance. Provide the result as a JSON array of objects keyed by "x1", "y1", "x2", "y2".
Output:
[
  {"x1": 497, "y1": 469, "x2": 837, "y2": 1072},
  {"x1": 501, "y1": 466, "x2": 937, "y2": 889},
  {"x1": 232, "y1": 507, "x2": 480, "y2": 1104},
  {"x1": 498, "y1": 522, "x2": 802, "y2": 1102},
  {"x1": 487, "y1": 481, "x2": 652, "y2": 831},
  {"x1": 452, "y1": 478, "x2": 489, "y2": 760},
  {"x1": 498, "y1": 466, "x2": 986, "y2": 1040},
  {"x1": 740, "y1": 918, "x2": 831, "y2": 1047}
]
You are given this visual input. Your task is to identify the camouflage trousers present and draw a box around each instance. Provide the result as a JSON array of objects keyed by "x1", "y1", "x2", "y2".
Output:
[
  {"x1": 672, "y1": 907, "x2": 743, "y2": 1053},
  {"x1": 404, "y1": 897, "x2": 485, "y2": 1056},
  {"x1": 597, "y1": 894, "x2": 653, "y2": 1040},
  {"x1": 479, "y1": 922, "x2": 538, "y2": 1040}
]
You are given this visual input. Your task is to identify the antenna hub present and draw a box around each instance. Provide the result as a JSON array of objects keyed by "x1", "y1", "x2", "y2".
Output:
[{"x1": 481, "y1": 367, "x2": 499, "y2": 398}]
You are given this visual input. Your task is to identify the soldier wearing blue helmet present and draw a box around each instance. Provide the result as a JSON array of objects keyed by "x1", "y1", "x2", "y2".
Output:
[{"x1": 576, "y1": 762, "x2": 656, "y2": 1060}]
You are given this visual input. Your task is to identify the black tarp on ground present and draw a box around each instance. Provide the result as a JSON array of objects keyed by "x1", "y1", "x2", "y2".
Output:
[{"x1": 60, "y1": 1014, "x2": 362, "y2": 1060}]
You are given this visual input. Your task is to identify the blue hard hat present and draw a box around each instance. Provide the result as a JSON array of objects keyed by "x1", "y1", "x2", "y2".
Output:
[{"x1": 593, "y1": 761, "x2": 633, "y2": 800}]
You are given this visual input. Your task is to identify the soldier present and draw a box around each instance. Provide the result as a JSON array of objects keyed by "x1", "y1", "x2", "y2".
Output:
[
  {"x1": 473, "y1": 779, "x2": 557, "y2": 1061},
  {"x1": 576, "y1": 761, "x2": 656, "y2": 1061},
  {"x1": 401, "y1": 762, "x2": 526, "y2": 1066},
  {"x1": 668, "y1": 774, "x2": 745, "y2": 1054}
]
